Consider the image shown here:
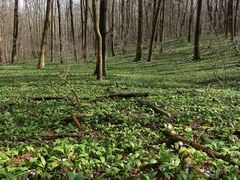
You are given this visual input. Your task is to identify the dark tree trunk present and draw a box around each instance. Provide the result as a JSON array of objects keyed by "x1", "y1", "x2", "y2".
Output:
[
  {"x1": 110, "y1": 0, "x2": 116, "y2": 56},
  {"x1": 159, "y1": 0, "x2": 166, "y2": 53},
  {"x1": 11, "y1": 0, "x2": 19, "y2": 64},
  {"x1": 83, "y1": 0, "x2": 89, "y2": 59},
  {"x1": 100, "y1": 0, "x2": 107, "y2": 76},
  {"x1": 188, "y1": 0, "x2": 194, "y2": 42},
  {"x1": 193, "y1": 0, "x2": 203, "y2": 61},
  {"x1": 134, "y1": 0, "x2": 143, "y2": 62}
]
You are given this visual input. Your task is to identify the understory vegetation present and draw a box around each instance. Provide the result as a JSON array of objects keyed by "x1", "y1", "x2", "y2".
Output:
[{"x1": 0, "y1": 37, "x2": 240, "y2": 179}]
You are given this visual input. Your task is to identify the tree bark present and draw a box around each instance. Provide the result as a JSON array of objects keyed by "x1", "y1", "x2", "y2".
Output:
[
  {"x1": 147, "y1": 0, "x2": 162, "y2": 62},
  {"x1": 38, "y1": 0, "x2": 52, "y2": 69},
  {"x1": 11, "y1": 0, "x2": 19, "y2": 64},
  {"x1": 100, "y1": 0, "x2": 107, "y2": 76},
  {"x1": 83, "y1": 0, "x2": 89, "y2": 59},
  {"x1": 234, "y1": 0, "x2": 239, "y2": 37},
  {"x1": 188, "y1": 0, "x2": 194, "y2": 42},
  {"x1": 69, "y1": 0, "x2": 78, "y2": 62},
  {"x1": 110, "y1": 0, "x2": 116, "y2": 56},
  {"x1": 50, "y1": 0, "x2": 54, "y2": 62},
  {"x1": 92, "y1": 0, "x2": 103, "y2": 81},
  {"x1": 134, "y1": 0, "x2": 143, "y2": 62},
  {"x1": 57, "y1": 0, "x2": 63, "y2": 64},
  {"x1": 227, "y1": 0, "x2": 234, "y2": 41},
  {"x1": 193, "y1": 0, "x2": 203, "y2": 61},
  {"x1": 159, "y1": 0, "x2": 166, "y2": 53}
]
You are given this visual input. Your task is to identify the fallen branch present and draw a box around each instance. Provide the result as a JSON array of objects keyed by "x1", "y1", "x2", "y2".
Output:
[
  {"x1": 30, "y1": 96, "x2": 68, "y2": 101},
  {"x1": 64, "y1": 113, "x2": 92, "y2": 130},
  {"x1": 138, "y1": 99, "x2": 170, "y2": 117},
  {"x1": 106, "y1": 92, "x2": 150, "y2": 99}
]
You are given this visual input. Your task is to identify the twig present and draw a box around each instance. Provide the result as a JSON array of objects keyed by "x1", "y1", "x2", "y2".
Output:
[{"x1": 59, "y1": 75, "x2": 81, "y2": 108}]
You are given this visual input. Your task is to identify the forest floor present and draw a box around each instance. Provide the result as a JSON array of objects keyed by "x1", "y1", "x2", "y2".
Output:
[{"x1": 0, "y1": 37, "x2": 240, "y2": 179}]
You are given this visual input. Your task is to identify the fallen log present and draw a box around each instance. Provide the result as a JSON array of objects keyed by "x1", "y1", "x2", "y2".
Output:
[
  {"x1": 104, "y1": 92, "x2": 150, "y2": 99},
  {"x1": 138, "y1": 99, "x2": 170, "y2": 117},
  {"x1": 30, "y1": 96, "x2": 68, "y2": 101}
]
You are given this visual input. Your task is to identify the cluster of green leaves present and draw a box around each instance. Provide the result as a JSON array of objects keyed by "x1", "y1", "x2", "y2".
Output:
[{"x1": 0, "y1": 36, "x2": 239, "y2": 179}]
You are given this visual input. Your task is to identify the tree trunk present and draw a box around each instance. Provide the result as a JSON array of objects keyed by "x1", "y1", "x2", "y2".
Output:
[
  {"x1": 193, "y1": 0, "x2": 203, "y2": 61},
  {"x1": 234, "y1": 0, "x2": 239, "y2": 36},
  {"x1": 227, "y1": 0, "x2": 234, "y2": 41},
  {"x1": 38, "y1": 0, "x2": 52, "y2": 69},
  {"x1": 110, "y1": 0, "x2": 116, "y2": 56},
  {"x1": 83, "y1": 0, "x2": 89, "y2": 59},
  {"x1": 134, "y1": 0, "x2": 143, "y2": 62},
  {"x1": 92, "y1": 0, "x2": 103, "y2": 81},
  {"x1": 11, "y1": 0, "x2": 19, "y2": 64},
  {"x1": 57, "y1": 0, "x2": 63, "y2": 64},
  {"x1": 50, "y1": 0, "x2": 54, "y2": 62},
  {"x1": 147, "y1": 0, "x2": 162, "y2": 62},
  {"x1": 94, "y1": 0, "x2": 107, "y2": 76},
  {"x1": 159, "y1": 0, "x2": 166, "y2": 53},
  {"x1": 69, "y1": 0, "x2": 78, "y2": 61},
  {"x1": 188, "y1": 0, "x2": 194, "y2": 42}
]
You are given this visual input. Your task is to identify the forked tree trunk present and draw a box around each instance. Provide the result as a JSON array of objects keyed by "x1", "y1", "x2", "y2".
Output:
[
  {"x1": 38, "y1": 0, "x2": 52, "y2": 69},
  {"x1": 92, "y1": 0, "x2": 103, "y2": 81},
  {"x1": 11, "y1": 0, "x2": 19, "y2": 64},
  {"x1": 193, "y1": 0, "x2": 203, "y2": 60},
  {"x1": 134, "y1": 0, "x2": 143, "y2": 62}
]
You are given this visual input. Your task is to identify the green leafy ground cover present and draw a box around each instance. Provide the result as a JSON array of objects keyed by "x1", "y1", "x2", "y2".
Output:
[{"x1": 0, "y1": 37, "x2": 240, "y2": 179}]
